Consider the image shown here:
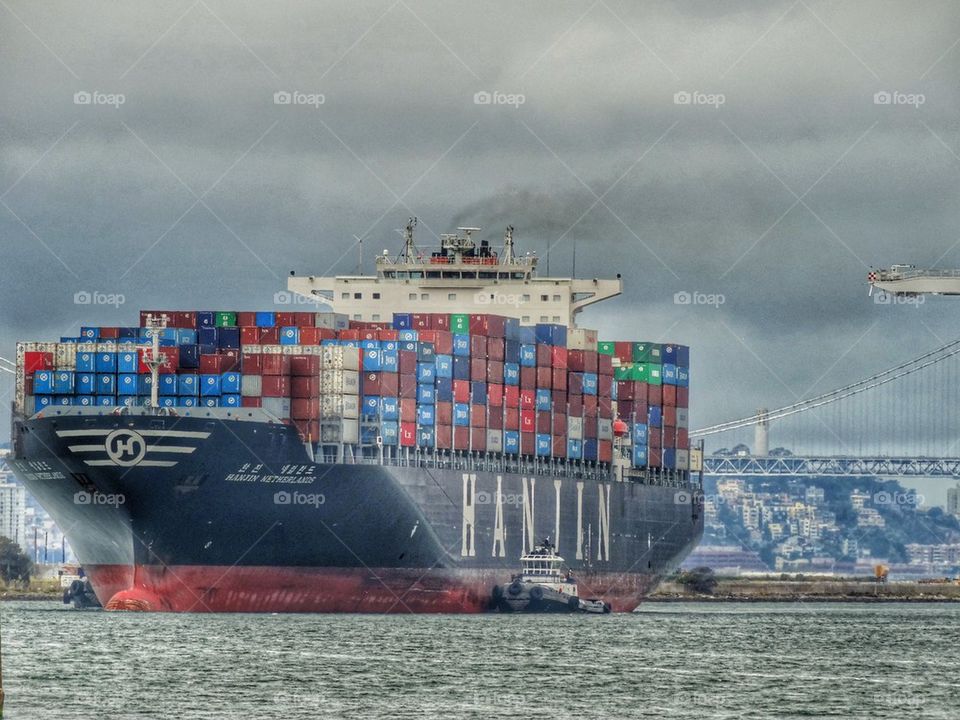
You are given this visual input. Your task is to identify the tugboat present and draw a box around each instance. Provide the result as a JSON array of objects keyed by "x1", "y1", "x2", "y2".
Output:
[
  {"x1": 493, "y1": 539, "x2": 611, "y2": 614},
  {"x1": 61, "y1": 569, "x2": 102, "y2": 609}
]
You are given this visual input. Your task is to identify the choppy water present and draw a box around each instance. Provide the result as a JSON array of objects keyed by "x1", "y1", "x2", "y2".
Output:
[{"x1": 1, "y1": 601, "x2": 957, "y2": 719}]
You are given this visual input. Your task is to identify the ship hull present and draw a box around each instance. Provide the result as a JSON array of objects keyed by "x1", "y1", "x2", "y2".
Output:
[{"x1": 9, "y1": 412, "x2": 703, "y2": 613}]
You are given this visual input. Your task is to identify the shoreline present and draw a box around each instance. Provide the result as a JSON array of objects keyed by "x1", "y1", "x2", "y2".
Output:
[{"x1": 648, "y1": 578, "x2": 960, "y2": 603}]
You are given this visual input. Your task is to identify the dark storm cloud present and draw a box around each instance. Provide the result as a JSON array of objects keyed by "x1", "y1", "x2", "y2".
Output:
[{"x1": 1, "y1": 0, "x2": 959, "y2": 449}]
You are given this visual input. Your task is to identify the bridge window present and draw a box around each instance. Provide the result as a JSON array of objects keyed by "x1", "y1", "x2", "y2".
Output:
[
  {"x1": 420, "y1": 293, "x2": 430, "y2": 300},
  {"x1": 372, "y1": 314, "x2": 380, "y2": 321},
  {"x1": 353, "y1": 314, "x2": 362, "y2": 320},
  {"x1": 553, "y1": 294, "x2": 561, "y2": 302},
  {"x1": 341, "y1": 292, "x2": 350, "y2": 300},
  {"x1": 541, "y1": 294, "x2": 549, "y2": 301},
  {"x1": 372, "y1": 292, "x2": 381, "y2": 299},
  {"x1": 540, "y1": 315, "x2": 548, "y2": 322},
  {"x1": 448, "y1": 293, "x2": 457, "y2": 300},
  {"x1": 522, "y1": 316, "x2": 530, "y2": 323},
  {"x1": 522, "y1": 294, "x2": 530, "y2": 302},
  {"x1": 353, "y1": 292, "x2": 362, "y2": 299},
  {"x1": 408, "y1": 293, "x2": 417, "y2": 300},
  {"x1": 553, "y1": 316, "x2": 560, "y2": 322}
]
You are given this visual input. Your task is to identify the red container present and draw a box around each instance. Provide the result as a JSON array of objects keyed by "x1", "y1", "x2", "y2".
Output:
[
  {"x1": 663, "y1": 405, "x2": 677, "y2": 427},
  {"x1": 677, "y1": 428, "x2": 689, "y2": 448},
  {"x1": 140, "y1": 347, "x2": 179, "y2": 374},
  {"x1": 400, "y1": 422, "x2": 416, "y2": 447},
  {"x1": 399, "y1": 351, "x2": 417, "y2": 375},
  {"x1": 298, "y1": 327, "x2": 320, "y2": 345},
  {"x1": 470, "y1": 335, "x2": 486, "y2": 357},
  {"x1": 418, "y1": 330, "x2": 438, "y2": 344},
  {"x1": 519, "y1": 389, "x2": 535, "y2": 410},
  {"x1": 536, "y1": 411, "x2": 551, "y2": 434},
  {"x1": 487, "y1": 361, "x2": 504, "y2": 384},
  {"x1": 276, "y1": 312, "x2": 296, "y2": 327},
  {"x1": 569, "y1": 374, "x2": 584, "y2": 395},
  {"x1": 647, "y1": 384, "x2": 663, "y2": 406},
  {"x1": 431, "y1": 314, "x2": 451, "y2": 331},
  {"x1": 359, "y1": 330, "x2": 377, "y2": 341},
  {"x1": 221, "y1": 349, "x2": 239, "y2": 372},
  {"x1": 436, "y1": 423, "x2": 453, "y2": 449},
  {"x1": 487, "y1": 409, "x2": 504, "y2": 430},
  {"x1": 648, "y1": 448, "x2": 662, "y2": 467},
  {"x1": 400, "y1": 399, "x2": 416, "y2": 423},
  {"x1": 99, "y1": 327, "x2": 119, "y2": 339},
  {"x1": 363, "y1": 372, "x2": 382, "y2": 396},
  {"x1": 338, "y1": 329, "x2": 360, "y2": 341},
  {"x1": 139, "y1": 310, "x2": 159, "y2": 327},
  {"x1": 379, "y1": 372, "x2": 399, "y2": 396},
  {"x1": 520, "y1": 432, "x2": 536, "y2": 456},
  {"x1": 260, "y1": 327, "x2": 280, "y2": 344},
  {"x1": 453, "y1": 380, "x2": 470, "y2": 404},
  {"x1": 293, "y1": 419, "x2": 320, "y2": 441},
  {"x1": 291, "y1": 397, "x2": 320, "y2": 419},
  {"x1": 454, "y1": 426, "x2": 470, "y2": 451},
  {"x1": 663, "y1": 425, "x2": 677, "y2": 449},
  {"x1": 237, "y1": 312, "x2": 256, "y2": 327},
  {"x1": 598, "y1": 440, "x2": 612, "y2": 463},
  {"x1": 399, "y1": 374, "x2": 417, "y2": 399},
  {"x1": 614, "y1": 342, "x2": 632, "y2": 364},
  {"x1": 470, "y1": 404, "x2": 486, "y2": 428},
  {"x1": 240, "y1": 326, "x2": 259, "y2": 345},
  {"x1": 552, "y1": 389, "x2": 566, "y2": 409},
  {"x1": 24, "y1": 352, "x2": 53, "y2": 373},
  {"x1": 486, "y1": 338, "x2": 505, "y2": 362},
  {"x1": 471, "y1": 358, "x2": 487, "y2": 382},
  {"x1": 262, "y1": 376, "x2": 291, "y2": 397},
  {"x1": 505, "y1": 407, "x2": 520, "y2": 430},
  {"x1": 552, "y1": 435, "x2": 567, "y2": 458},
  {"x1": 471, "y1": 427, "x2": 487, "y2": 451},
  {"x1": 262, "y1": 354, "x2": 292, "y2": 376},
  {"x1": 550, "y1": 346, "x2": 567, "y2": 369},
  {"x1": 520, "y1": 409, "x2": 535, "y2": 433},
  {"x1": 294, "y1": 311, "x2": 316, "y2": 328},
  {"x1": 291, "y1": 355, "x2": 321, "y2": 376},
  {"x1": 552, "y1": 369, "x2": 567, "y2": 391},
  {"x1": 436, "y1": 402, "x2": 453, "y2": 425},
  {"x1": 583, "y1": 394, "x2": 597, "y2": 418},
  {"x1": 377, "y1": 329, "x2": 399, "y2": 342},
  {"x1": 677, "y1": 387, "x2": 689, "y2": 407},
  {"x1": 598, "y1": 354, "x2": 613, "y2": 375},
  {"x1": 536, "y1": 367, "x2": 552, "y2": 388},
  {"x1": 599, "y1": 397, "x2": 612, "y2": 419},
  {"x1": 24, "y1": 376, "x2": 34, "y2": 395},
  {"x1": 292, "y1": 376, "x2": 320, "y2": 397},
  {"x1": 584, "y1": 419, "x2": 597, "y2": 439},
  {"x1": 568, "y1": 394, "x2": 583, "y2": 416},
  {"x1": 598, "y1": 374, "x2": 612, "y2": 397},
  {"x1": 536, "y1": 344, "x2": 551, "y2": 366},
  {"x1": 663, "y1": 384, "x2": 677, "y2": 407},
  {"x1": 434, "y1": 331, "x2": 453, "y2": 355},
  {"x1": 520, "y1": 367, "x2": 536, "y2": 389},
  {"x1": 504, "y1": 385, "x2": 520, "y2": 409},
  {"x1": 241, "y1": 397, "x2": 262, "y2": 408},
  {"x1": 552, "y1": 414, "x2": 567, "y2": 436},
  {"x1": 487, "y1": 383, "x2": 503, "y2": 407},
  {"x1": 649, "y1": 429, "x2": 662, "y2": 449},
  {"x1": 412, "y1": 314, "x2": 431, "y2": 330}
]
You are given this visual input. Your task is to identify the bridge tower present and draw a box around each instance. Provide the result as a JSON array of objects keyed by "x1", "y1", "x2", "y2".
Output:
[{"x1": 753, "y1": 408, "x2": 769, "y2": 457}]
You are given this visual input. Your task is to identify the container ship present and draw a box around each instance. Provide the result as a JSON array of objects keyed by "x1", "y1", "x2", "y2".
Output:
[{"x1": 7, "y1": 222, "x2": 703, "y2": 613}]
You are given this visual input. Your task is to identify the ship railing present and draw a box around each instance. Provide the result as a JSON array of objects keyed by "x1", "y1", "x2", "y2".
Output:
[{"x1": 877, "y1": 267, "x2": 960, "y2": 280}]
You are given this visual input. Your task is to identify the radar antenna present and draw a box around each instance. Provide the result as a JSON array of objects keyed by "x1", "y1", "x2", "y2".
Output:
[{"x1": 502, "y1": 226, "x2": 515, "y2": 264}]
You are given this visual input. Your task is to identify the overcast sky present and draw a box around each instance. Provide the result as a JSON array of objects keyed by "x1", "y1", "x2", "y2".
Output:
[{"x1": 2, "y1": 0, "x2": 959, "y2": 457}]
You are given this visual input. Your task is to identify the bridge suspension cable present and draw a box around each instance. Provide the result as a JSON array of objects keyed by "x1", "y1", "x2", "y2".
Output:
[{"x1": 690, "y1": 339, "x2": 960, "y2": 437}]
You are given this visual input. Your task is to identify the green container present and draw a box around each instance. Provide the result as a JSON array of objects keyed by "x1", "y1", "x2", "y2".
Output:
[
  {"x1": 639, "y1": 363, "x2": 663, "y2": 385},
  {"x1": 614, "y1": 364, "x2": 644, "y2": 381},
  {"x1": 597, "y1": 341, "x2": 615, "y2": 356},
  {"x1": 450, "y1": 314, "x2": 470, "y2": 334},
  {"x1": 632, "y1": 342, "x2": 662, "y2": 363},
  {"x1": 215, "y1": 311, "x2": 237, "y2": 327}
]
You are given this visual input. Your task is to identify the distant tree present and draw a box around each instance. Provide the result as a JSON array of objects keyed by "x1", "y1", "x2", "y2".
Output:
[
  {"x1": 0, "y1": 536, "x2": 32, "y2": 585},
  {"x1": 677, "y1": 566, "x2": 718, "y2": 594}
]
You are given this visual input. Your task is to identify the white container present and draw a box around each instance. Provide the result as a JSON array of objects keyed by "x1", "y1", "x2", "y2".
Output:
[
  {"x1": 315, "y1": 313, "x2": 350, "y2": 330},
  {"x1": 568, "y1": 417, "x2": 583, "y2": 440},
  {"x1": 322, "y1": 418, "x2": 359, "y2": 443},
  {"x1": 96, "y1": 342, "x2": 118, "y2": 351},
  {"x1": 322, "y1": 346, "x2": 359, "y2": 371},
  {"x1": 597, "y1": 418, "x2": 613, "y2": 441},
  {"x1": 486, "y1": 429, "x2": 503, "y2": 453},
  {"x1": 281, "y1": 344, "x2": 305, "y2": 356},
  {"x1": 567, "y1": 327, "x2": 599, "y2": 351},
  {"x1": 262, "y1": 397, "x2": 291, "y2": 419},
  {"x1": 241, "y1": 375, "x2": 262, "y2": 397},
  {"x1": 261, "y1": 345, "x2": 283, "y2": 355},
  {"x1": 243, "y1": 344, "x2": 263, "y2": 354},
  {"x1": 676, "y1": 449, "x2": 690, "y2": 470},
  {"x1": 321, "y1": 394, "x2": 360, "y2": 420},
  {"x1": 676, "y1": 408, "x2": 689, "y2": 429},
  {"x1": 320, "y1": 370, "x2": 359, "y2": 395},
  {"x1": 55, "y1": 343, "x2": 77, "y2": 370}
]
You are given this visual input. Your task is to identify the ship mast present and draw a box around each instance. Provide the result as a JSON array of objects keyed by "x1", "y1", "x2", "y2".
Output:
[
  {"x1": 142, "y1": 314, "x2": 169, "y2": 412},
  {"x1": 502, "y1": 226, "x2": 515, "y2": 264}
]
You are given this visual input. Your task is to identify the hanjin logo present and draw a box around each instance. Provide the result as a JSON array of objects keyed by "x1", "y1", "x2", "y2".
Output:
[{"x1": 104, "y1": 429, "x2": 147, "y2": 467}]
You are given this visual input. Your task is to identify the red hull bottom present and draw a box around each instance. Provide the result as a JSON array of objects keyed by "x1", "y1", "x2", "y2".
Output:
[{"x1": 86, "y1": 565, "x2": 659, "y2": 613}]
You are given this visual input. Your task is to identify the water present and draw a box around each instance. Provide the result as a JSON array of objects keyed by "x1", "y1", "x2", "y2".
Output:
[{"x1": 2, "y1": 601, "x2": 957, "y2": 719}]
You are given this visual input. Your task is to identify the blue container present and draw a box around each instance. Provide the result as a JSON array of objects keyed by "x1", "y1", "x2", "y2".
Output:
[
  {"x1": 178, "y1": 397, "x2": 197, "y2": 407},
  {"x1": 471, "y1": 382, "x2": 487, "y2": 404},
  {"x1": 399, "y1": 341, "x2": 417, "y2": 353},
  {"x1": 535, "y1": 388, "x2": 552, "y2": 411},
  {"x1": 535, "y1": 323, "x2": 567, "y2": 347},
  {"x1": 95, "y1": 352, "x2": 117, "y2": 373},
  {"x1": 200, "y1": 375, "x2": 221, "y2": 397},
  {"x1": 417, "y1": 405, "x2": 435, "y2": 426},
  {"x1": 416, "y1": 362, "x2": 436, "y2": 384},
  {"x1": 381, "y1": 340, "x2": 398, "y2": 353},
  {"x1": 381, "y1": 397, "x2": 399, "y2": 421},
  {"x1": 504, "y1": 430, "x2": 520, "y2": 454},
  {"x1": 76, "y1": 373, "x2": 97, "y2": 395},
  {"x1": 435, "y1": 377, "x2": 453, "y2": 402},
  {"x1": 157, "y1": 396, "x2": 177, "y2": 408},
  {"x1": 381, "y1": 350, "x2": 398, "y2": 372},
  {"x1": 392, "y1": 313, "x2": 413, "y2": 330},
  {"x1": 341, "y1": 340, "x2": 360, "y2": 350},
  {"x1": 76, "y1": 352, "x2": 96, "y2": 372},
  {"x1": 280, "y1": 327, "x2": 299, "y2": 345},
  {"x1": 379, "y1": 421, "x2": 398, "y2": 445},
  {"x1": 198, "y1": 327, "x2": 218, "y2": 346},
  {"x1": 504, "y1": 363, "x2": 520, "y2": 385},
  {"x1": 452, "y1": 355, "x2": 470, "y2": 380},
  {"x1": 137, "y1": 375, "x2": 154, "y2": 395},
  {"x1": 361, "y1": 425, "x2": 379, "y2": 445},
  {"x1": 504, "y1": 317, "x2": 521, "y2": 342},
  {"x1": 255, "y1": 311, "x2": 276, "y2": 327},
  {"x1": 567, "y1": 438, "x2": 583, "y2": 460},
  {"x1": 178, "y1": 374, "x2": 199, "y2": 396},
  {"x1": 221, "y1": 372, "x2": 241, "y2": 394},
  {"x1": 677, "y1": 367, "x2": 689, "y2": 387},
  {"x1": 159, "y1": 374, "x2": 178, "y2": 396},
  {"x1": 536, "y1": 434, "x2": 552, "y2": 457},
  {"x1": 35, "y1": 396, "x2": 54, "y2": 409},
  {"x1": 118, "y1": 327, "x2": 138, "y2": 340},
  {"x1": 662, "y1": 448, "x2": 676, "y2": 469},
  {"x1": 417, "y1": 426, "x2": 435, "y2": 447},
  {"x1": 583, "y1": 438, "x2": 599, "y2": 461},
  {"x1": 72, "y1": 396, "x2": 95, "y2": 407},
  {"x1": 504, "y1": 340, "x2": 520, "y2": 363},
  {"x1": 360, "y1": 339, "x2": 380, "y2": 351},
  {"x1": 97, "y1": 395, "x2": 117, "y2": 407},
  {"x1": 676, "y1": 345, "x2": 690, "y2": 368},
  {"x1": 582, "y1": 372, "x2": 598, "y2": 396},
  {"x1": 417, "y1": 343, "x2": 435, "y2": 361},
  {"x1": 179, "y1": 345, "x2": 200, "y2": 369},
  {"x1": 362, "y1": 396, "x2": 381, "y2": 418},
  {"x1": 649, "y1": 406, "x2": 662, "y2": 427},
  {"x1": 219, "y1": 327, "x2": 241, "y2": 349},
  {"x1": 416, "y1": 385, "x2": 436, "y2": 405},
  {"x1": 33, "y1": 371, "x2": 54, "y2": 394},
  {"x1": 662, "y1": 364, "x2": 678, "y2": 385},
  {"x1": 633, "y1": 423, "x2": 649, "y2": 444},
  {"x1": 97, "y1": 374, "x2": 115, "y2": 395},
  {"x1": 632, "y1": 444, "x2": 648, "y2": 467},
  {"x1": 53, "y1": 371, "x2": 74, "y2": 394},
  {"x1": 199, "y1": 343, "x2": 218, "y2": 356},
  {"x1": 518, "y1": 326, "x2": 536, "y2": 344},
  {"x1": 519, "y1": 344, "x2": 536, "y2": 367},
  {"x1": 453, "y1": 403, "x2": 470, "y2": 427},
  {"x1": 160, "y1": 328, "x2": 179, "y2": 343},
  {"x1": 452, "y1": 334, "x2": 470, "y2": 357},
  {"x1": 662, "y1": 344, "x2": 678, "y2": 365},
  {"x1": 200, "y1": 397, "x2": 218, "y2": 408},
  {"x1": 79, "y1": 327, "x2": 99, "y2": 340},
  {"x1": 398, "y1": 330, "x2": 418, "y2": 342},
  {"x1": 363, "y1": 349, "x2": 382, "y2": 371},
  {"x1": 117, "y1": 350, "x2": 138, "y2": 373},
  {"x1": 176, "y1": 329, "x2": 197, "y2": 345},
  {"x1": 117, "y1": 374, "x2": 138, "y2": 395},
  {"x1": 197, "y1": 311, "x2": 216, "y2": 328},
  {"x1": 219, "y1": 394, "x2": 241, "y2": 408},
  {"x1": 435, "y1": 355, "x2": 453, "y2": 379}
]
